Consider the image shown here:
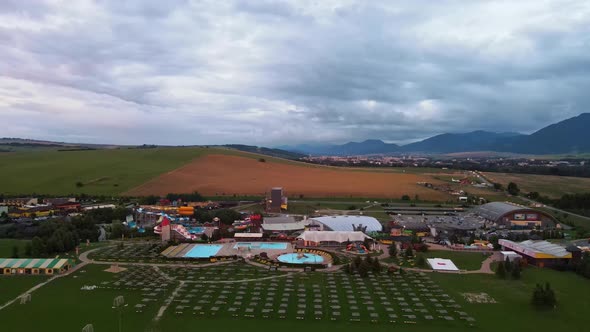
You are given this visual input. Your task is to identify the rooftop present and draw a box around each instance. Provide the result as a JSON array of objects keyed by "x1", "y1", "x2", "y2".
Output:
[
  {"x1": 474, "y1": 202, "x2": 527, "y2": 221},
  {"x1": 310, "y1": 215, "x2": 383, "y2": 232},
  {"x1": 499, "y1": 239, "x2": 571, "y2": 258}
]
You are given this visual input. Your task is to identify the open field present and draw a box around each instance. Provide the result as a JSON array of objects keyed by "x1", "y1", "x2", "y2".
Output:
[
  {"x1": 0, "y1": 275, "x2": 48, "y2": 305},
  {"x1": 125, "y1": 154, "x2": 450, "y2": 200},
  {"x1": 0, "y1": 148, "x2": 211, "y2": 195},
  {"x1": 430, "y1": 268, "x2": 590, "y2": 332},
  {"x1": 483, "y1": 172, "x2": 590, "y2": 198}
]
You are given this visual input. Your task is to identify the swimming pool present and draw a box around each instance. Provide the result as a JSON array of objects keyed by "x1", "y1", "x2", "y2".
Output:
[
  {"x1": 277, "y1": 253, "x2": 324, "y2": 264},
  {"x1": 233, "y1": 242, "x2": 288, "y2": 250},
  {"x1": 188, "y1": 226, "x2": 205, "y2": 234},
  {"x1": 184, "y1": 244, "x2": 223, "y2": 258}
]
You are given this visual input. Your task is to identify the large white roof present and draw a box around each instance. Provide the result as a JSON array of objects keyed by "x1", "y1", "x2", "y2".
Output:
[
  {"x1": 427, "y1": 258, "x2": 459, "y2": 271},
  {"x1": 499, "y1": 239, "x2": 571, "y2": 258},
  {"x1": 297, "y1": 231, "x2": 371, "y2": 243},
  {"x1": 310, "y1": 215, "x2": 383, "y2": 232}
]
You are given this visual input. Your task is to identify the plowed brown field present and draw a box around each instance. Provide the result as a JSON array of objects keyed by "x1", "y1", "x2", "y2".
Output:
[{"x1": 125, "y1": 154, "x2": 449, "y2": 200}]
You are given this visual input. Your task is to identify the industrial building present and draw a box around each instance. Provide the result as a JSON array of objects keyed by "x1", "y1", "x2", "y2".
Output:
[
  {"x1": 309, "y1": 215, "x2": 383, "y2": 232},
  {"x1": 474, "y1": 202, "x2": 556, "y2": 229},
  {"x1": 261, "y1": 216, "x2": 309, "y2": 233},
  {"x1": 266, "y1": 187, "x2": 287, "y2": 213},
  {"x1": 498, "y1": 239, "x2": 572, "y2": 267},
  {"x1": 296, "y1": 231, "x2": 372, "y2": 247}
]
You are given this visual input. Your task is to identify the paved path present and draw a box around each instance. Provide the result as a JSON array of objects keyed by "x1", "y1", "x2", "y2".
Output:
[
  {"x1": 154, "y1": 281, "x2": 185, "y2": 321},
  {"x1": 78, "y1": 247, "x2": 236, "y2": 269}
]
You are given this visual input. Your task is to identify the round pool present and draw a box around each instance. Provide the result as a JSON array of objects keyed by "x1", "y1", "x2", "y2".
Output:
[{"x1": 277, "y1": 253, "x2": 324, "y2": 264}]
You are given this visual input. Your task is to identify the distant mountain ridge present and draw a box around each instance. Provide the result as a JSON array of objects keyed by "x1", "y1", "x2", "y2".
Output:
[{"x1": 279, "y1": 113, "x2": 590, "y2": 156}]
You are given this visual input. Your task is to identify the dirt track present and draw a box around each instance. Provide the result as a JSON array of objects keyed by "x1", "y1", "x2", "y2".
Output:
[{"x1": 125, "y1": 154, "x2": 449, "y2": 200}]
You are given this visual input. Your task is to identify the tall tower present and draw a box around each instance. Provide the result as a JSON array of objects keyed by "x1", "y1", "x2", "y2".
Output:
[{"x1": 267, "y1": 187, "x2": 284, "y2": 213}]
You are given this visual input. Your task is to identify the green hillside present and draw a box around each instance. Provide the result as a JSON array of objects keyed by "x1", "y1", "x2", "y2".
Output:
[{"x1": 0, "y1": 148, "x2": 210, "y2": 196}]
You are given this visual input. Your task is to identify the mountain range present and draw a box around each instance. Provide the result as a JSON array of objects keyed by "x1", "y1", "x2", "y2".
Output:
[{"x1": 279, "y1": 113, "x2": 590, "y2": 156}]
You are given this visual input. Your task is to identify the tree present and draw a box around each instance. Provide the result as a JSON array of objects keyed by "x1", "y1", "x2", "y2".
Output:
[
  {"x1": 496, "y1": 260, "x2": 506, "y2": 278},
  {"x1": 401, "y1": 195, "x2": 411, "y2": 201},
  {"x1": 11, "y1": 245, "x2": 19, "y2": 258},
  {"x1": 31, "y1": 236, "x2": 45, "y2": 257},
  {"x1": 511, "y1": 262, "x2": 521, "y2": 280},
  {"x1": 504, "y1": 258, "x2": 512, "y2": 272},
  {"x1": 493, "y1": 183, "x2": 503, "y2": 190},
  {"x1": 75, "y1": 181, "x2": 84, "y2": 188},
  {"x1": 527, "y1": 192, "x2": 540, "y2": 200},
  {"x1": 531, "y1": 283, "x2": 556, "y2": 309},
  {"x1": 371, "y1": 257, "x2": 382, "y2": 273},
  {"x1": 24, "y1": 242, "x2": 32, "y2": 257},
  {"x1": 353, "y1": 255, "x2": 362, "y2": 269},
  {"x1": 358, "y1": 261, "x2": 370, "y2": 278},
  {"x1": 404, "y1": 246, "x2": 414, "y2": 258},
  {"x1": 507, "y1": 182, "x2": 520, "y2": 196},
  {"x1": 388, "y1": 244, "x2": 397, "y2": 257},
  {"x1": 416, "y1": 254, "x2": 427, "y2": 268},
  {"x1": 544, "y1": 283, "x2": 556, "y2": 307}
]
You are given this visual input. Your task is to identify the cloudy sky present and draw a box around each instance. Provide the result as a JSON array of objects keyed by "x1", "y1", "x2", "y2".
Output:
[{"x1": 1, "y1": 0, "x2": 590, "y2": 146}]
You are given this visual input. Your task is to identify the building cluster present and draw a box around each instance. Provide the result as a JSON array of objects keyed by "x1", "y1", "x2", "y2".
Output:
[{"x1": 1, "y1": 197, "x2": 81, "y2": 219}]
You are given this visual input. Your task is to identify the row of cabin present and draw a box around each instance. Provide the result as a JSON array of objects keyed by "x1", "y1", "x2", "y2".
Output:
[{"x1": 0, "y1": 258, "x2": 73, "y2": 275}]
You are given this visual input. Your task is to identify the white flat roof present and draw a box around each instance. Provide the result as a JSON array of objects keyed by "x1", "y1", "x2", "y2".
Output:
[
  {"x1": 297, "y1": 231, "x2": 371, "y2": 243},
  {"x1": 310, "y1": 215, "x2": 383, "y2": 232},
  {"x1": 234, "y1": 233, "x2": 263, "y2": 238},
  {"x1": 427, "y1": 258, "x2": 459, "y2": 271},
  {"x1": 262, "y1": 220, "x2": 308, "y2": 232}
]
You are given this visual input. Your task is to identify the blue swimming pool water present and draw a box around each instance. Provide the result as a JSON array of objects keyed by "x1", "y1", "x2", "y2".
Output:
[
  {"x1": 277, "y1": 253, "x2": 324, "y2": 264},
  {"x1": 184, "y1": 244, "x2": 223, "y2": 258},
  {"x1": 188, "y1": 227, "x2": 205, "y2": 234},
  {"x1": 233, "y1": 242, "x2": 288, "y2": 250}
]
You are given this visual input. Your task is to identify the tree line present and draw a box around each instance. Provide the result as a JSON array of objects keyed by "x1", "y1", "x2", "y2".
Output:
[{"x1": 9, "y1": 218, "x2": 99, "y2": 258}]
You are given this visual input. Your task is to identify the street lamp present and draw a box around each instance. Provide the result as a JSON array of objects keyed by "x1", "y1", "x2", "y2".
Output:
[{"x1": 112, "y1": 295, "x2": 128, "y2": 332}]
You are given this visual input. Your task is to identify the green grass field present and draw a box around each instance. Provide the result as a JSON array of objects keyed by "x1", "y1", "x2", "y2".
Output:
[
  {"x1": 0, "y1": 239, "x2": 31, "y2": 257},
  {"x1": 0, "y1": 275, "x2": 48, "y2": 305},
  {"x1": 1, "y1": 255, "x2": 589, "y2": 332},
  {"x1": 430, "y1": 268, "x2": 590, "y2": 332},
  {"x1": 484, "y1": 172, "x2": 590, "y2": 199},
  {"x1": 0, "y1": 148, "x2": 211, "y2": 195}
]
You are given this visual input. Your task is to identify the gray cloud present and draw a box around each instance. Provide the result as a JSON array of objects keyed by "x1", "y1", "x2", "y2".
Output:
[{"x1": 1, "y1": 0, "x2": 590, "y2": 146}]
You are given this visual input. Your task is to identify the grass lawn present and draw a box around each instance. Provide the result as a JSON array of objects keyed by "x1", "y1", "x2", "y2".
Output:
[
  {"x1": 0, "y1": 262, "x2": 472, "y2": 332},
  {"x1": 0, "y1": 264, "x2": 165, "y2": 331},
  {"x1": 382, "y1": 250, "x2": 488, "y2": 271},
  {"x1": 0, "y1": 275, "x2": 48, "y2": 305},
  {"x1": 0, "y1": 239, "x2": 31, "y2": 257},
  {"x1": 2, "y1": 256, "x2": 589, "y2": 332},
  {"x1": 430, "y1": 268, "x2": 590, "y2": 332}
]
